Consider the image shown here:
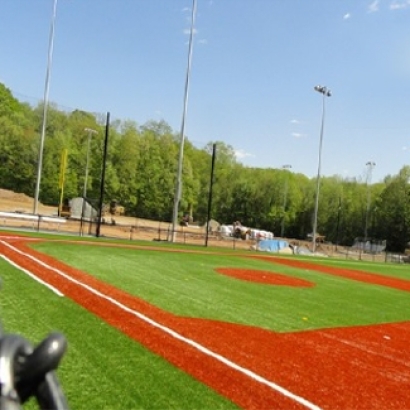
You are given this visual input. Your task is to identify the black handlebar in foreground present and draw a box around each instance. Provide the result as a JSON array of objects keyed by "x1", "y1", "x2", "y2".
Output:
[{"x1": 0, "y1": 331, "x2": 69, "y2": 410}]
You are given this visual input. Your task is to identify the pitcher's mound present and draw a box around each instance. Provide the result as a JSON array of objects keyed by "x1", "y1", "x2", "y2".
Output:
[{"x1": 216, "y1": 268, "x2": 314, "y2": 287}]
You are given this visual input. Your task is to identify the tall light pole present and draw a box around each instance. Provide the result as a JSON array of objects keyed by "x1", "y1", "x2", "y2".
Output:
[
  {"x1": 364, "y1": 161, "x2": 376, "y2": 242},
  {"x1": 33, "y1": 0, "x2": 58, "y2": 214},
  {"x1": 312, "y1": 85, "x2": 331, "y2": 253},
  {"x1": 170, "y1": 0, "x2": 197, "y2": 242},
  {"x1": 80, "y1": 128, "x2": 97, "y2": 235},
  {"x1": 280, "y1": 164, "x2": 292, "y2": 238}
]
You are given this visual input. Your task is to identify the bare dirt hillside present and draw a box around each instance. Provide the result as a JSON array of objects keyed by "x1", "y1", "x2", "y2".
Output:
[
  {"x1": 0, "y1": 189, "x2": 203, "y2": 233},
  {"x1": 0, "y1": 189, "x2": 58, "y2": 215}
]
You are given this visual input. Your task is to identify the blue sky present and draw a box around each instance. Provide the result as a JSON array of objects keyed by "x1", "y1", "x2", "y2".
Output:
[{"x1": 1, "y1": 0, "x2": 410, "y2": 183}]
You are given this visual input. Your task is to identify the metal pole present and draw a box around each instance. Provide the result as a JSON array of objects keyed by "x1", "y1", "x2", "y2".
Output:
[
  {"x1": 205, "y1": 143, "x2": 217, "y2": 247},
  {"x1": 312, "y1": 85, "x2": 331, "y2": 253},
  {"x1": 170, "y1": 0, "x2": 197, "y2": 242},
  {"x1": 96, "y1": 113, "x2": 110, "y2": 238},
  {"x1": 335, "y1": 196, "x2": 342, "y2": 251},
  {"x1": 33, "y1": 0, "x2": 58, "y2": 214},
  {"x1": 364, "y1": 161, "x2": 375, "y2": 242},
  {"x1": 280, "y1": 164, "x2": 292, "y2": 237},
  {"x1": 58, "y1": 148, "x2": 67, "y2": 216},
  {"x1": 80, "y1": 128, "x2": 97, "y2": 235}
]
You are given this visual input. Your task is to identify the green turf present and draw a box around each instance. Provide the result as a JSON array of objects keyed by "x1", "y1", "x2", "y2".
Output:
[
  {"x1": 0, "y1": 228, "x2": 248, "y2": 255},
  {"x1": 30, "y1": 241, "x2": 410, "y2": 332},
  {"x1": 0, "y1": 258, "x2": 239, "y2": 410},
  {"x1": 298, "y1": 256, "x2": 410, "y2": 280}
]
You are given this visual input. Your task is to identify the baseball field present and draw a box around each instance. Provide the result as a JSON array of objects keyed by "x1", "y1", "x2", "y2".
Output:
[{"x1": 1, "y1": 230, "x2": 409, "y2": 409}]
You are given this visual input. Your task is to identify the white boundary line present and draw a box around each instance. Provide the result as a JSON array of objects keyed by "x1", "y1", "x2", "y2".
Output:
[
  {"x1": 0, "y1": 254, "x2": 64, "y2": 297},
  {"x1": 1, "y1": 240, "x2": 322, "y2": 410}
]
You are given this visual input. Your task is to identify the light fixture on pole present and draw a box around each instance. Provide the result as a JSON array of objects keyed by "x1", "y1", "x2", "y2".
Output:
[
  {"x1": 312, "y1": 85, "x2": 331, "y2": 253},
  {"x1": 364, "y1": 161, "x2": 376, "y2": 242},
  {"x1": 170, "y1": 0, "x2": 197, "y2": 242},
  {"x1": 280, "y1": 164, "x2": 292, "y2": 238},
  {"x1": 80, "y1": 128, "x2": 98, "y2": 235}
]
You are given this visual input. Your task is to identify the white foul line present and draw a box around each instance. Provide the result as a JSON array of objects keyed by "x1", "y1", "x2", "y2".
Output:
[
  {"x1": 1, "y1": 240, "x2": 321, "y2": 410},
  {"x1": 0, "y1": 253, "x2": 64, "y2": 297}
]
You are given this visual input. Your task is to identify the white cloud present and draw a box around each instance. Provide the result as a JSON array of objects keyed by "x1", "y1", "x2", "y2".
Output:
[
  {"x1": 198, "y1": 39, "x2": 208, "y2": 45},
  {"x1": 291, "y1": 132, "x2": 306, "y2": 138},
  {"x1": 367, "y1": 0, "x2": 380, "y2": 13},
  {"x1": 390, "y1": 0, "x2": 410, "y2": 10},
  {"x1": 290, "y1": 118, "x2": 307, "y2": 125},
  {"x1": 234, "y1": 149, "x2": 255, "y2": 160},
  {"x1": 343, "y1": 13, "x2": 351, "y2": 19}
]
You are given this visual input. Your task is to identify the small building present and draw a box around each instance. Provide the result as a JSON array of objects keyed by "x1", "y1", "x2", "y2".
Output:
[{"x1": 69, "y1": 198, "x2": 98, "y2": 220}]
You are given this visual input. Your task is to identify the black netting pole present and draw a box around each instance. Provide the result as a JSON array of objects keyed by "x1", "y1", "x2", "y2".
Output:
[
  {"x1": 205, "y1": 143, "x2": 216, "y2": 247},
  {"x1": 96, "y1": 112, "x2": 110, "y2": 238}
]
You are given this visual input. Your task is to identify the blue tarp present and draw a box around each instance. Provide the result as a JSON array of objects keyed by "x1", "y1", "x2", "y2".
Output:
[{"x1": 257, "y1": 239, "x2": 289, "y2": 252}]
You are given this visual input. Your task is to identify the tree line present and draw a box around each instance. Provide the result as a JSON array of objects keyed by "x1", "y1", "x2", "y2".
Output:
[{"x1": 1, "y1": 83, "x2": 409, "y2": 252}]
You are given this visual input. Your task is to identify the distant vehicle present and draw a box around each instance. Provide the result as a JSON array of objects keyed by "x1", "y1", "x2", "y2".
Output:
[
  {"x1": 106, "y1": 200, "x2": 125, "y2": 216},
  {"x1": 59, "y1": 198, "x2": 71, "y2": 217}
]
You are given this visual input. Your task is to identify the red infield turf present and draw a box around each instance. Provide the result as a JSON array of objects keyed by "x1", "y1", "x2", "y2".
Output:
[{"x1": 1, "y1": 235, "x2": 410, "y2": 409}]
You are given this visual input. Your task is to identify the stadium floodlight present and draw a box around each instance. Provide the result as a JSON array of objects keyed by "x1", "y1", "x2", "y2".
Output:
[
  {"x1": 312, "y1": 85, "x2": 331, "y2": 253},
  {"x1": 33, "y1": 0, "x2": 58, "y2": 214},
  {"x1": 314, "y1": 85, "x2": 332, "y2": 97}
]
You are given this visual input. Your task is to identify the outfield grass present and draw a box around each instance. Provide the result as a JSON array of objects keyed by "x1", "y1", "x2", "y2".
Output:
[
  {"x1": 31, "y1": 241, "x2": 410, "y2": 332},
  {"x1": 305, "y1": 256, "x2": 410, "y2": 280},
  {"x1": 0, "y1": 258, "x2": 239, "y2": 410}
]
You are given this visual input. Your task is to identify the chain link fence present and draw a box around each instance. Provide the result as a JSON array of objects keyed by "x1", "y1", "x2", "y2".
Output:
[{"x1": 1, "y1": 212, "x2": 409, "y2": 262}]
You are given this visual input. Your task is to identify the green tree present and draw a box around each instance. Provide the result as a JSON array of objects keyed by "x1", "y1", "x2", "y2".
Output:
[{"x1": 377, "y1": 167, "x2": 410, "y2": 252}]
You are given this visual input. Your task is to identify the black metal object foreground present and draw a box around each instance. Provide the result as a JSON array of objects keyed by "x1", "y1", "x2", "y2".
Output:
[{"x1": 0, "y1": 331, "x2": 69, "y2": 410}]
